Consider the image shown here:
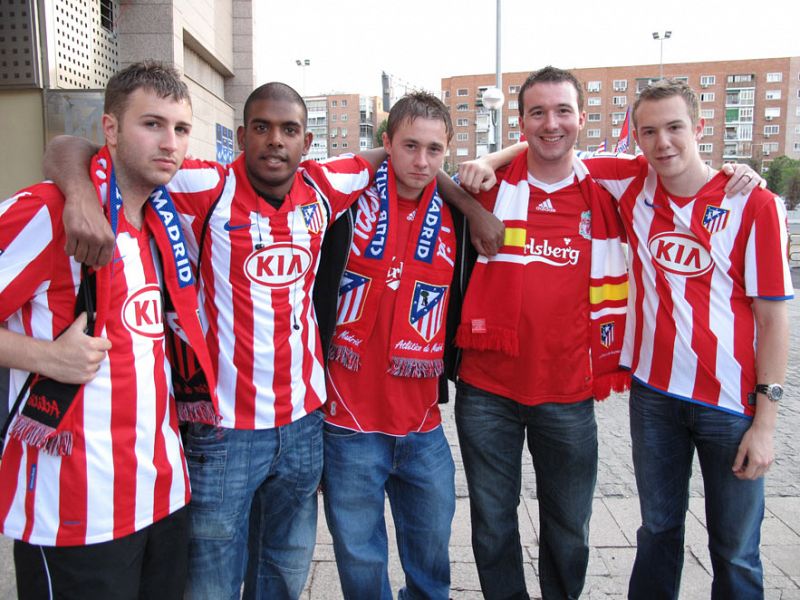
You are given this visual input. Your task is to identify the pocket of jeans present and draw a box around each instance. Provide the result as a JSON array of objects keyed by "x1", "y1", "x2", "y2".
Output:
[
  {"x1": 185, "y1": 448, "x2": 226, "y2": 509},
  {"x1": 323, "y1": 422, "x2": 359, "y2": 438}
]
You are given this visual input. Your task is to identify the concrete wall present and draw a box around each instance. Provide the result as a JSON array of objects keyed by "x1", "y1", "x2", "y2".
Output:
[{"x1": 0, "y1": 89, "x2": 44, "y2": 200}]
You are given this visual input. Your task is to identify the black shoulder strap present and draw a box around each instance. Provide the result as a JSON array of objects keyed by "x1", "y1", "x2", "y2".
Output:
[
  {"x1": 0, "y1": 265, "x2": 95, "y2": 452},
  {"x1": 194, "y1": 186, "x2": 228, "y2": 280}
]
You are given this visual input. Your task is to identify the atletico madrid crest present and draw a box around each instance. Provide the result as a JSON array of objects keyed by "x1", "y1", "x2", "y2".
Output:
[
  {"x1": 702, "y1": 205, "x2": 730, "y2": 234},
  {"x1": 600, "y1": 321, "x2": 615, "y2": 349},
  {"x1": 336, "y1": 271, "x2": 371, "y2": 325},
  {"x1": 300, "y1": 201, "x2": 324, "y2": 234},
  {"x1": 410, "y1": 281, "x2": 448, "y2": 342}
]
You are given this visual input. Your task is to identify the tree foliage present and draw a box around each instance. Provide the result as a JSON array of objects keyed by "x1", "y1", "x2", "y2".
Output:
[
  {"x1": 374, "y1": 119, "x2": 388, "y2": 147},
  {"x1": 764, "y1": 155, "x2": 800, "y2": 210}
]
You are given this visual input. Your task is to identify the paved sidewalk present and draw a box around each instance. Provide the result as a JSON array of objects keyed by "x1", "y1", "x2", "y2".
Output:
[{"x1": 1, "y1": 296, "x2": 799, "y2": 599}]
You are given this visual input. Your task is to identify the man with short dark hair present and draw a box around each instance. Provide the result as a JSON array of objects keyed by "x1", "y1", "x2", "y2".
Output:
[
  {"x1": 314, "y1": 92, "x2": 458, "y2": 599},
  {"x1": 0, "y1": 61, "x2": 217, "y2": 599},
  {"x1": 448, "y1": 66, "x2": 630, "y2": 599}
]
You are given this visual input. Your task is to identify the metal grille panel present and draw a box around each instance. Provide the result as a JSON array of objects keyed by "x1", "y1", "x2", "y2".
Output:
[
  {"x1": 0, "y1": 0, "x2": 38, "y2": 86},
  {"x1": 54, "y1": 0, "x2": 119, "y2": 89}
]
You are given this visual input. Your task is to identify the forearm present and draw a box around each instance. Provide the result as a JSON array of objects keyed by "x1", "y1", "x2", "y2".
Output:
[
  {"x1": 437, "y1": 172, "x2": 483, "y2": 217},
  {"x1": 751, "y1": 298, "x2": 788, "y2": 430},
  {"x1": 357, "y1": 148, "x2": 388, "y2": 172},
  {"x1": 0, "y1": 328, "x2": 56, "y2": 376},
  {"x1": 484, "y1": 141, "x2": 528, "y2": 170},
  {"x1": 43, "y1": 135, "x2": 99, "y2": 198}
]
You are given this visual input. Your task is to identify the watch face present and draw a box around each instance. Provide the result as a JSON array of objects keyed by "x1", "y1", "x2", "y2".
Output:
[{"x1": 768, "y1": 385, "x2": 784, "y2": 401}]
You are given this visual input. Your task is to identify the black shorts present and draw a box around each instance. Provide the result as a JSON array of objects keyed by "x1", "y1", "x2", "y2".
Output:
[{"x1": 14, "y1": 506, "x2": 188, "y2": 600}]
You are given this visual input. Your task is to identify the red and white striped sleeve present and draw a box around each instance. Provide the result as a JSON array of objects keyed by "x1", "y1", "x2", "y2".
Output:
[
  {"x1": 300, "y1": 155, "x2": 374, "y2": 221},
  {"x1": 744, "y1": 190, "x2": 793, "y2": 299}
]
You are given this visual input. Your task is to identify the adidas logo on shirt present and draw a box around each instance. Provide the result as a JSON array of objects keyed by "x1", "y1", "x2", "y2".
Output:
[{"x1": 536, "y1": 198, "x2": 556, "y2": 213}]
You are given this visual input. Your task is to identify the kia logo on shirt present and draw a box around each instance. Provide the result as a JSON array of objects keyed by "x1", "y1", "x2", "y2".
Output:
[
  {"x1": 648, "y1": 232, "x2": 713, "y2": 277},
  {"x1": 122, "y1": 284, "x2": 165, "y2": 338},
  {"x1": 244, "y1": 243, "x2": 312, "y2": 288}
]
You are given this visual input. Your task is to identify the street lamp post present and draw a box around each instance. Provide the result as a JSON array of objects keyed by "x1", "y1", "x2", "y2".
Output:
[
  {"x1": 651, "y1": 31, "x2": 672, "y2": 80},
  {"x1": 495, "y1": 0, "x2": 502, "y2": 150},
  {"x1": 295, "y1": 58, "x2": 310, "y2": 95},
  {"x1": 483, "y1": 87, "x2": 505, "y2": 154}
]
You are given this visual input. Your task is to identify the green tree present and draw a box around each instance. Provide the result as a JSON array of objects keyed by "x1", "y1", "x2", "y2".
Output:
[
  {"x1": 784, "y1": 169, "x2": 800, "y2": 210},
  {"x1": 763, "y1": 156, "x2": 800, "y2": 209},
  {"x1": 374, "y1": 119, "x2": 388, "y2": 147}
]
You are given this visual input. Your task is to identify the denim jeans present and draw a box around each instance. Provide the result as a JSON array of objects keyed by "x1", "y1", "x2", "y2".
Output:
[
  {"x1": 628, "y1": 380, "x2": 765, "y2": 600},
  {"x1": 322, "y1": 423, "x2": 456, "y2": 600},
  {"x1": 183, "y1": 410, "x2": 324, "y2": 600},
  {"x1": 455, "y1": 381, "x2": 597, "y2": 600}
]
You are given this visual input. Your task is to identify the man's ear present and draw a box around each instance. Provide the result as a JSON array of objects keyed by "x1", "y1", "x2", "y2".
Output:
[{"x1": 102, "y1": 113, "x2": 119, "y2": 148}]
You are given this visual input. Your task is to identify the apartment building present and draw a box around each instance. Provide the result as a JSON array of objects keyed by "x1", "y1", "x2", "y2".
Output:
[
  {"x1": 0, "y1": 0, "x2": 255, "y2": 198},
  {"x1": 302, "y1": 92, "x2": 386, "y2": 161},
  {"x1": 441, "y1": 57, "x2": 800, "y2": 172}
]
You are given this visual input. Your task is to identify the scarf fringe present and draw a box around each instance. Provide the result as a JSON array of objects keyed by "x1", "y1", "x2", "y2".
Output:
[
  {"x1": 455, "y1": 325, "x2": 520, "y2": 357},
  {"x1": 592, "y1": 371, "x2": 631, "y2": 402},
  {"x1": 177, "y1": 401, "x2": 221, "y2": 425},
  {"x1": 328, "y1": 344, "x2": 362, "y2": 372},
  {"x1": 389, "y1": 357, "x2": 444, "y2": 378},
  {"x1": 9, "y1": 415, "x2": 74, "y2": 456}
]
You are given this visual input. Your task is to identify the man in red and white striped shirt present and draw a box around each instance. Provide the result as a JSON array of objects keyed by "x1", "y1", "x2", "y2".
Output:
[
  {"x1": 0, "y1": 62, "x2": 215, "y2": 599},
  {"x1": 458, "y1": 77, "x2": 789, "y2": 600}
]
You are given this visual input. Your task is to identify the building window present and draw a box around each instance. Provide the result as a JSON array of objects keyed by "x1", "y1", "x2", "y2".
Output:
[
  {"x1": 457, "y1": 88, "x2": 469, "y2": 96},
  {"x1": 698, "y1": 143, "x2": 713, "y2": 153},
  {"x1": 456, "y1": 133, "x2": 469, "y2": 142},
  {"x1": 587, "y1": 81, "x2": 601, "y2": 92},
  {"x1": 613, "y1": 79, "x2": 627, "y2": 91},
  {"x1": 456, "y1": 118, "x2": 469, "y2": 127},
  {"x1": 700, "y1": 75, "x2": 716, "y2": 86},
  {"x1": 331, "y1": 114, "x2": 338, "y2": 121},
  {"x1": 765, "y1": 107, "x2": 781, "y2": 119},
  {"x1": 611, "y1": 112, "x2": 626, "y2": 124},
  {"x1": 701, "y1": 109, "x2": 715, "y2": 119},
  {"x1": 764, "y1": 125, "x2": 780, "y2": 135},
  {"x1": 611, "y1": 128, "x2": 621, "y2": 138},
  {"x1": 508, "y1": 131, "x2": 521, "y2": 141},
  {"x1": 330, "y1": 128, "x2": 338, "y2": 137},
  {"x1": 612, "y1": 96, "x2": 627, "y2": 106},
  {"x1": 456, "y1": 148, "x2": 469, "y2": 156},
  {"x1": 444, "y1": 91, "x2": 450, "y2": 98},
  {"x1": 588, "y1": 97, "x2": 601, "y2": 106},
  {"x1": 766, "y1": 90, "x2": 782, "y2": 100},
  {"x1": 508, "y1": 84, "x2": 520, "y2": 94},
  {"x1": 763, "y1": 142, "x2": 779, "y2": 154},
  {"x1": 341, "y1": 114, "x2": 348, "y2": 121},
  {"x1": 739, "y1": 107, "x2": 753, "y2": 122},
  {"x1": 341, "y1": 100, "x2": 348, "y2": 107},
  {"x1": 331, "y1": 142, "x2": 338, "y2": 149},
  {"x1": 508, "y1": 100, "x2": 519, "y2": 110},
  {"x1": 700, "y1": 92, "x2": 715, "y2": 102},
  {"x1": 100, "y1": 0, "x2": 114, "y2": 32},
  {"x1": 340, "y1": 128, "x2": 348, "y2": 137},
  {"x1": 331, "y1": 100, "x2": 338, "y2": 107},
  {"x1": 587, "y1": 113, "x2": 602, "y2": 122},
  {"x1": 586, "y1": 129, "x2": 601, "y2": 138},
  {"x1": 703, "y1": 126, "x2": 714, "y2": 136},
  {"x1": 342, "y1": 142, "x2": 348, "y2": 148},
  {"x1": 508, "y1": 116, "x2": 519, "y2": 127},
  {"x1": 795, "y1": 125, "x2": 800, "y2": 135},
  {"x1": 727, "y1": 74, "x2": 754, "y2": 83},
  {"x1": 456, "y1": 103, "x2": 469, "y2": 111},
  {"x1": 766, "y1": 72, "x2": 783, "y2": 83}
]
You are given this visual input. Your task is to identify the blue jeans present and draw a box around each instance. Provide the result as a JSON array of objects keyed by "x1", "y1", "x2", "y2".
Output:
[
  {"x1": 183, "y1": 410, "x2": 324, "y2": 600},
  {"x1": 322, "y1": 423, "x2": 456, "y2": 600},
  {"x1": 628, "y1": 380, "x2": 765, "y2": 600},
  {"x1": 455, "y1": 381, "x2": 597, "y2": 600}
]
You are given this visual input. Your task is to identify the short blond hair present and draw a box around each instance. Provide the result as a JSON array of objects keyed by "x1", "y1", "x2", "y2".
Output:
[{"x1": 632, "y1": 79, "x2": 699, "y2": 128}]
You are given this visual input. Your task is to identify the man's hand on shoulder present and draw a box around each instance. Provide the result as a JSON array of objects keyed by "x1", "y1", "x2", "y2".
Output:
[
  {"x1": 458, "y1": 159, "x2": 497, "y2": 195},
  {"x1": 722, "y1": 163, "x2": 766, "y2": 196},
  {"x1": 63, "y1": 194, "x2": 115, "y2": 267}
]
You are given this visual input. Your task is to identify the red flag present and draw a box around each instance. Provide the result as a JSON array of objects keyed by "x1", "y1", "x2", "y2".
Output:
[{"x1": 613, "y1": 107, "x2": 631, "y2": 153}]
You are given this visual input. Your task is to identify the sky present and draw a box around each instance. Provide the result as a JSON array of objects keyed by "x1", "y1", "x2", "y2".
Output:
[{"x1": 254, "y1": 0, "x2": 799, "y2": 98}]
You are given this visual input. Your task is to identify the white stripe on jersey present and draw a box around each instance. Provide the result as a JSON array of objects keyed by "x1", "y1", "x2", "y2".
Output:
[
  {"x1": 169, "y1": 167, "x2": 222, "y2": 194},
  {"x1": 0, "y1": 204, "x2": 51, "y2": 289}
]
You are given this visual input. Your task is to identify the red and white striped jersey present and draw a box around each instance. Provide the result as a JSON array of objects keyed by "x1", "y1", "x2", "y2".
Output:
[
  {"x1": 166, "y1": 154, "x2": 373, "y2": 429},
  {"x1": 0, "y1": 184, "x2": 189, "y2": 546},
  {"x1": 585, "y1": 154, "x2": 793, "y2": 415}
]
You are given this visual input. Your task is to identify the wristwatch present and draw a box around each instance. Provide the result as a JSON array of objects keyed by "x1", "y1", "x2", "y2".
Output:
[{"x1": 755, "y1": 383, "x2": 783, "y2": 402}]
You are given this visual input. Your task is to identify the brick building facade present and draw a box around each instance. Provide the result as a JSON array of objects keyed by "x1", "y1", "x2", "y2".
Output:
[{"x1": 441, "y1": 57, "x2": 800, "y2": 172}]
